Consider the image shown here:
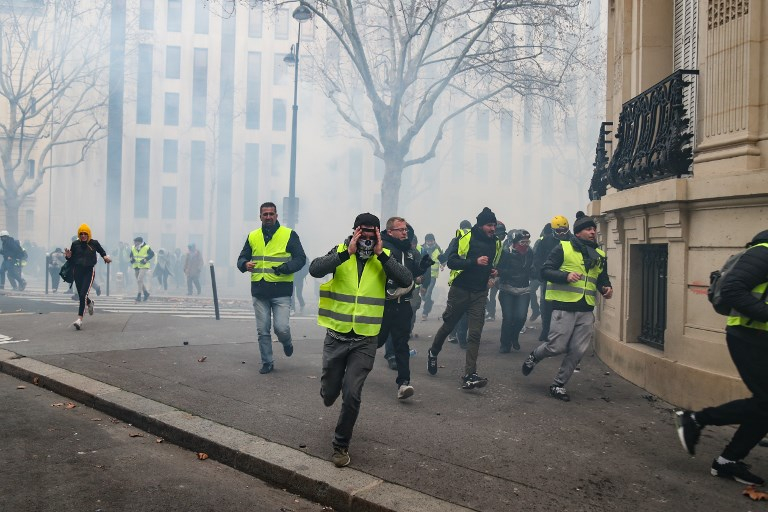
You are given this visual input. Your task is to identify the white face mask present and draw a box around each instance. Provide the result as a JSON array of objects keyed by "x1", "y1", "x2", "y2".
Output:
[{"x1": 357, "y1": 238, "x2": 374, "y2": 259}]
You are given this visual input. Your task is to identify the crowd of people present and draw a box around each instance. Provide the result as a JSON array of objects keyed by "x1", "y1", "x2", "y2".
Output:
[{"x1": 3, "y1": 207, "x2": 765, "y2": 484}]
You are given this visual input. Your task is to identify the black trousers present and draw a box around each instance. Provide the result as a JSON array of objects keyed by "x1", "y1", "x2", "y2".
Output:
[
  {"x1": 73, "y1": 266, "x2": 95, "y2": 317},
  {"x1": 697, "y1": 326, "x2": 768, "y2": 461},
  {"x1": 377, "y1": 301, "x2": 413, "y2": 386}
]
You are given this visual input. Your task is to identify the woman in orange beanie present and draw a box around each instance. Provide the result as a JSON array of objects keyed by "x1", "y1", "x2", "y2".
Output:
[{"x1": 64, "y1": 224, "x2": 111, "y2": 330}]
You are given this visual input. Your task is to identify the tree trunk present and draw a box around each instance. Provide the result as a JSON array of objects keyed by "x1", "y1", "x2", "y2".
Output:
[
  {"x1": 380, "y1": 156, "x2": 404, "y2": 221},
  {"x1": 3, "y1": 198, "x2": 20, "y2": 238}
]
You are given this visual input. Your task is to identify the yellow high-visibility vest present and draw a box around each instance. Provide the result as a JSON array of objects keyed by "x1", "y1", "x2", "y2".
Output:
[
  {"x1": 448, "y1": 231, "x2": 501, "y2": 286},
  {"x1": 545, "y1": 241, "x2": 605, "y2": 306},
  {"x1": 248, "y1": 226, "x2": 293, "y2": 283},
  {"x1": 317, "y1": 245, "x2": 390, "y2": 336},
  {"x1": 131, "y1": 245, "x2": 151, "y2": 269},
  {"x1": 727, "y1": 242, "x2": 768, "y2": 331}
]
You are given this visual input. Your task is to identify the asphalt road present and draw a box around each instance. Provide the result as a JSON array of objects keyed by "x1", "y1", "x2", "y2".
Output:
[{"x1": 0, "y1": 371, "x2": 328, "y2": 512}]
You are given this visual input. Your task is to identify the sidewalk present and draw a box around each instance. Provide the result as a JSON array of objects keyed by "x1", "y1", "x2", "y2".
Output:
[{"x1": 0, "y1": 307, "x2": 762, "y2": 511}]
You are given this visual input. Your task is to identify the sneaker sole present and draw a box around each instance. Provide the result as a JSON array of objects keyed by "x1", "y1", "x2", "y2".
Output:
[
  {"x1": 398, "y1": 388, "x2": 414, "y2": 400},
  {"x1": 710, "y1": 468, "x2": 762, "y2": 486},
  {"x1": 73, "y1": 323, "x2": 81, "y2": 331},
  {"x1": 674, "y1": 412, "x2": 695, "y2": 455}
]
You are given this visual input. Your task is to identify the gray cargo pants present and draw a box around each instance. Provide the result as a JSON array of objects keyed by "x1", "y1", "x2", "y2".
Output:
[{"x1": 532, "y1": 309, "x2": 594, "y2": 386}]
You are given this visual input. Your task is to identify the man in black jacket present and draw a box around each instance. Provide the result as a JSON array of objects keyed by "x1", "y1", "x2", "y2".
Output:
[
  {"x1": 427, "y1": 207, "x2": 501, "y2": 390},
  {"x1": 237, "y1": 202, "x2": 307, "y2": 374},
  {"x1": 674, "y1": 230, "x2": 768, "y2": 486},
  {"x1": 0, "y1": 230, "x2": 27, "y2": 291},
  {"x1": 522, "y1": 213, "x2": 612, "y2": 401},
  {"x1": 377, "y1": 217, "x2": 432, "y2": 400}
]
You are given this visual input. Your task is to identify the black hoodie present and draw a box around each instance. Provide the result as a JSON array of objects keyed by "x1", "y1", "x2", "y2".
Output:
[
  {"x1": 381, "y1": 231, "x2": 425, "y2": 300},
  {"x1": 446, "y1": 225, "x2": 498, "y2": 292},
  {"x1": 720, "y1": 230, "x2": 768, "y2": 332}
]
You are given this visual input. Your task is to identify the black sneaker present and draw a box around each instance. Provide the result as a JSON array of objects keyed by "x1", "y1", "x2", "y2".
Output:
[
  {"x1": 549, "y1": 384, "x2": 570, "y2": 401},
  {"x1": 387, "y1": 357, "x2": 398, "y2": 371},
  {"x1": 447, "y1": 335, "x2": 458, "y2": 344},
  {"x1": 462, "y1": 373, "x2": 488, "y2": 390},
  {"x1": 711, "y1": 459, "x2": 765, "y2": 485},
  {"x1": 259, "y1": 362, "x2": 274, "y2": 374},
  {"x1": 674, "y1": 410, "x2": 701, "y2": 456},
  {"x1": 512, "y1": 339, "x2": 520, "y2": 350},
  {"x1": 332, "y1": 446, "x2": 350, "y2": 468},
  {"x1": 521, "y1": 352, "x2": 538, "y2": 376},
  {"x1": 427, "y1": 350, "x2": 438, "y2": 375},
  {"x1": 283, "y1": 343, "x2": 294, "y2": 357},
  {"x1": 529, "y1": 312, "x2": 540, "y2": 321}
]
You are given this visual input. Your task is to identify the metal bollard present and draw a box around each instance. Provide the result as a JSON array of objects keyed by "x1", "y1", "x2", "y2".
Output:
[
  {"x1": 45, "y1": 253, "x2": 50, "y2": 295},
  {"x1": 209, "y1": 260, "x2": 220, "y2": 320},
  {"x1": 106, "y1": 262, "x2": 110, "y2": 296}
]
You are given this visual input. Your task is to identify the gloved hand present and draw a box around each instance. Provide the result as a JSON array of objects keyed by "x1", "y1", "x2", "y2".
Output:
[
  {"x1": 273, "y1": 264, "x2": 288, "y2": 275},
  {"x1": 140, "y1": 258, "x2": 147, "y2": 264},
  {"x1": 419, "y1": 256, "x2": 435, "y2": 271}
]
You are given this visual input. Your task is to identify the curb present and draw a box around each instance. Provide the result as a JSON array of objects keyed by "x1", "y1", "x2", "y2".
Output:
[{"x1": 0, "y1": 348, "x2": 472, "y2": 512}]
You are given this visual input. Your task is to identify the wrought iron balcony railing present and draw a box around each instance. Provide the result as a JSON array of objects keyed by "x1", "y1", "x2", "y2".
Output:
[{"x1": 589, "y1": 70, "x2": 698, "y2": 199}]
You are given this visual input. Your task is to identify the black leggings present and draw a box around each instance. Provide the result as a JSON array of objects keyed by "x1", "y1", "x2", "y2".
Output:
[{"x1": 73, "y1": 266, "x2": 95, "y2": 317}]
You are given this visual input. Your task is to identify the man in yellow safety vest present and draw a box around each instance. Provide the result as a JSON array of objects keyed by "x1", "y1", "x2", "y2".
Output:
[
  {"x1": 309, "y1": 212, "x2": 412, "y2": 468},
  {"x1": 674, "y1": 230, "x2": 768, "y2": 486},
  {"x1": 237, "y1": 202, "x2": 306, "y2": 375},
  {"x1": 130, "y1": 236, "x2": 155, "y2": 302},
  {"x1": 521, "y1": 212, "x2": 613, "y2": 402}
]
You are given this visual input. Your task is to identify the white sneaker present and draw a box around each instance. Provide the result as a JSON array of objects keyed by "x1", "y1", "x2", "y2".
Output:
[
  {"x1": 397, "y1": 383, "x2": 414, "y2": 400},
  {"x1": 87, "y1": 300, "x2": 94, "y2": 316},
  {"x1": 73, "y1": 319, "x2": 82, "y2": 330}
]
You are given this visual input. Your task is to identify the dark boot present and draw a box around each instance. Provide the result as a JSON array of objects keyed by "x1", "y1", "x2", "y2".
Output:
[
  {"x1": 136, "y1": 293, "x2": 142, "y2": 303},
  {"x1": 143, "y1": 290, "x2": 150, "y2": 301}
]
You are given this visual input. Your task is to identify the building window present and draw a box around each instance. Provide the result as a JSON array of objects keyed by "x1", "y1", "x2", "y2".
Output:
[
  {"x1": 139, "y1": 0, "x2": 154, "y2": 30},
  {"x1": 166, "y1": 46, "x2": 181, "y2": 79},
  {"x1": 638, "y1": 244, "x2": 668, "y2": 349},
  {"x1": 477, "y1": 110, "x2": 489, "y2": 140},
  {"x1": 272, "y1": 99, "x2": 287, "y2": 131},
  {"x1": 134, "y1": 139, "x2": 151, "y2": 218},
  {"x1": 244, "y1": 143, "x2": 259, "y2": 221},
  {"x1": 136, "y1": 44, "x2": 153, "y2": 124},
  {"x1": 194, "y1": 0, "x2": 209, "y2": 34},
  {"x1": 541, "y1": 100, "x2": 554, "y2": 145},
  {"x1": 167, "y1": 0, "x2": 182, "y2": 32},
  {"x1": 248, "y1": 2, "x2": 262, "y2": 38},
  {"x1": 246, "y1": 52, "x2": 261, "y2": 129},
  {"x1": 451, "y1": 114, "x2": 465, "y2": 180},
  {"x1": 192, "y1": 48, "x2": 208, "y2": 127},
  {"x1": 163, "y1": 139, "x2": 178, "y2": 173},
  {"x1": 271, "y1": 144, "x2": 286, "y2": 177},
  {"x1": 523, "y1": 98, "x2": 532, "y2": 143},
  {"x1": 476, "y1": 153, "x2": 488, "y2": 181},
  {"x1": 162, "y1": 186, "x2": 177, "y2": 219},
  {"x1": 274, "y1": 8, "x2": 289, "y2": 40},
  {"x1": 25, "y1": 209, "x2": 34, "y2": 231},
  {"x1": 27, "y1": 159, "x2": 35, "y2": 178},
  {"x1": 189, "y1": 141, "x2": 205, "y2": 220},
  {"x1": 164, "y1": 92, "x2": 179, "y2": 126}
]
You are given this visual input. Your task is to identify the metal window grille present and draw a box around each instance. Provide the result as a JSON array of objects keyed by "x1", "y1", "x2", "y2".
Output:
[{"x1": 638, "y1": 244, "x2": 668, "y2": 349}]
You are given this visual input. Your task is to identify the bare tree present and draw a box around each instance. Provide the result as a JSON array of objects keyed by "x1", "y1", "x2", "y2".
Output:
[
  {"x1": 218, "y1": 0, "x2": 597, "y2": 219},
  {"x1": 0, "y1": 0, "x2": 110, "y2": 235}
]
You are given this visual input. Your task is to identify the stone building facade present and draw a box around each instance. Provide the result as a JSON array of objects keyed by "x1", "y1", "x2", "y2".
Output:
[{"x1": 589, "y1": 0, "x2": 767, "y2": 409}]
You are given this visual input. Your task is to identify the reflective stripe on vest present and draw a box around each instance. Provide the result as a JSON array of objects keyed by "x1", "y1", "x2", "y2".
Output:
[
  {"x1": 317, "y1": 245, "x2": 390, "y2": 336},
  {"x1": 545, "y1": 241, "x2": 605, "y2": 306},
  {"x1": 448, "y1": 231, "x2": 502, "y2": 286},
  {"x1": 131, "y1": 245, "x2": 151, "y2": 269},
  {"x1": 248, "y1": 226, "x2": 293, "y2": 283},
  {"x1": 727, "y1": 242, "x2": 768, "y2": 331}
]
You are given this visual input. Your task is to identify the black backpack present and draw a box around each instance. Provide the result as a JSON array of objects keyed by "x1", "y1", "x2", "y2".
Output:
[{"x1": 708, "y1": 250, "x2": 747, "y2": 315}]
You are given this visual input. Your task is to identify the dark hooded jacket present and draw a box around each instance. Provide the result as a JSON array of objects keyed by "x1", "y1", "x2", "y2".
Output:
[
  {"x1": 720, "y1": 230, "x2": 768, "y2": 336},
  {"x1": 446, "y1": 225, "x2": 498, "y2": 292}
]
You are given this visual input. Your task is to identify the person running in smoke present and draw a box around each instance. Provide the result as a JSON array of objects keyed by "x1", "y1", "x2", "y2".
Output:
[{"x1": 65, "y1": 224, "x2": 111, "y2": 330}]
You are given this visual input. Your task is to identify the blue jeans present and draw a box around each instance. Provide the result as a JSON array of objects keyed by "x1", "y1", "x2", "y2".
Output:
[
  {"x1": 499, "y1": 292, "x2": 530, "y2": 350},
  {"x1": 252, "y1": 295, "x2": 292, "y2": 365}
]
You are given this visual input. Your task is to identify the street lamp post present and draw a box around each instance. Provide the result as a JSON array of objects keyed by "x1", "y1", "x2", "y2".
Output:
[{"x1": 283, "y1": 4, "x2": 312, "y2": 229}]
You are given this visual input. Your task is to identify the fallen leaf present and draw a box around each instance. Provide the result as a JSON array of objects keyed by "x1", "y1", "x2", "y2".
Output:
[
  {"x1": 110, "y1": 418, "x2": 120, "y2": 424},
  {"x1": 197, "y1": 452, "x2": 208, "y2": 460},
  {"x1": 16, "y1": 385, "x2": 26, "y2": 389},
  {"x1": 32, "y1": 377, "x2": 40, "y2": 385},
  {"x1": 197, "y1": 356, "x2": 207, "y2": 362},
  {"x1": 156, "y1": 438, "x2": 163, "y2": 443},
  {"x1": 128, "y1": 432, "x2": 144, "y2": 438},
  {"x1": 743, "y1": 485, "x2": 768, "y2": 501},
  {"x1": 65, "y1": 403, "x2": 77, "y2": 409},
  {"x1": 51, "y1": 403, "x2": 64, "y2": 407}
]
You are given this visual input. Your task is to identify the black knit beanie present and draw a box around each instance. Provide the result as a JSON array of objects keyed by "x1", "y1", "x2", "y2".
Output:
[
  {"x1": 353, "y1": 212, "x2": 380, "y2": 229},
  {"x1": 475, "y1": 207, "x2": 497, "y2": 226},
  {"x1": 573, "y1": 211, "x2": 597, "y2": 234}
]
